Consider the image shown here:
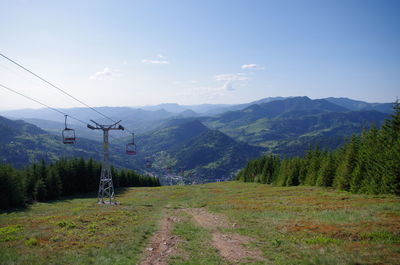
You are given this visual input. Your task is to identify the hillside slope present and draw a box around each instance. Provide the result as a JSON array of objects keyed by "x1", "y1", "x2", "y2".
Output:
[
  {"x1": 0, "y1": 182, "x2": 398, "y2": 265},
  {"x1": 0, "y1": 116, "x2": 263, "y2": 183},
  {"x1": 0, "y1": 115, "x2": 130, "y2": 169},
  {"x1": 137, "y1": 120, "x2": 264, "y2": 183},
  {"x1": 204, "y1": 97, "x2": 389, "y2": 154}
]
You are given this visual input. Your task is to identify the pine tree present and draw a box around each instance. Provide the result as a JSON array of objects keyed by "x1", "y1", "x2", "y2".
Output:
[
  {"x1": 304, "y1": 146, "x2": 321, "y2": 186},
  {"x1": 334, "y1": 135, "x2": 359, "y2": 191},
  {"x1": 34, "y1": 178, "x2": 47, "y2": 201},
  {"x1": 285, "y1": 158, "x2": 301, "y2": 186},
  {"x1": 275, "y1": 159, "x2": 290, "y2": 186},
  {"x1": 24, "y1": 166, "x2": 36, "y2": 202},
  {"x1": 316, "y1": 153, "x2": 336, "y2": 187},
  {"x1": 358, "y1": 125, "x2": 381, "y2": 194},
  {"x1": 45, "y1": 167, "x2": 62, "y2": 200},
  {"x1": 379, "y1": 100, "x2": 400, "y2": 194},
  {"x1": 298, "y1": 145, "x2": 312, "y2": 184},
  {"x1": 0, "y1": 164, "x2": 25, "y2": 209}
]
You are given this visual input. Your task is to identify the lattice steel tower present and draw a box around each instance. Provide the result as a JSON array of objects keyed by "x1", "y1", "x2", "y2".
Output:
[{"x1": 87, "y1": 120, "x2": 124, "y2": 204}]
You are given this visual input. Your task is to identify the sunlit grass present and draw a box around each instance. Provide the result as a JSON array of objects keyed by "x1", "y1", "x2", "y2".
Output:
[{"x1": 1, "y1": 182, "x2": 399, "y2": 264}]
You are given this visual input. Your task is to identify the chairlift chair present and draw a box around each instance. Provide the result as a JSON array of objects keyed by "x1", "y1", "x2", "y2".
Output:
[
  {"x1": 126, "y1": 133, "x2": 137, "y2": 155},
  {"x1": 62, "y1": 115, "x2": 76, "y2": 144}
]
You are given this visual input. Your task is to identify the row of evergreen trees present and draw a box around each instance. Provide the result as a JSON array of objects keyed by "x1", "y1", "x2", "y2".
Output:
[
  {"x1": 236, "y1": 102, "x2": 400, "y2": 195},
  {"x1": 0, "y1": 157, "x2": 160, "y2": 210}
]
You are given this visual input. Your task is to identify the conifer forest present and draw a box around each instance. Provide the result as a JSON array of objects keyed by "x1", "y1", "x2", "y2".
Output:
[{"x1": 237, "y1": 102, "x2": 400, "y2": 195}]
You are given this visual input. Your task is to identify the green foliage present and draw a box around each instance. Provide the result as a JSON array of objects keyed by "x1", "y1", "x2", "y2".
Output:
[
  {"x1": 360, "y1": 231, "x2": 400, "y2": 244},
  {"x1": 316, "y1": 153, "x2": 336, "y2": 187},
  {"x1": 235, "y1": 154, "x2": 281, "y2": 184},
  {"x1": 56, "y1": 220, "x2": 76, "y2": 229},
  {"x1": 0, "y1": 157, "x2": 160, "y2": 210},
  {"x1": 334, "y1": 135, "x2": 359, "y2": 191},
  {"x1": 303, "y1": 236, "x2": 341, "y2": 245},
  {"x1": 0, "y1": 225, "x2": 23, "y2": 242},
  {"x1": 24, "y1": 238, "x2": 38, "y2": 247},
  {"x1": 0, "y1": 164, "x2": 24, "y2": 209},
  {"x1": 304, "y1": 146, "x2": 322, "y2": 186},
  {"x1": 34, "y1": 178, "x2": 47, "y2": 201},
  {"x1": 237, "y1": 101, "x2": 400, "y2": 195}
]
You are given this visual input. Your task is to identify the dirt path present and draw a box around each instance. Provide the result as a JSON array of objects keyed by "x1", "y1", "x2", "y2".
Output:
[
  {"x1": 185, "y1": 208, "x2": 263, "y2": 263},
  {"x1": 140, "y1": 215, "x2": 181, "y2": 265}
]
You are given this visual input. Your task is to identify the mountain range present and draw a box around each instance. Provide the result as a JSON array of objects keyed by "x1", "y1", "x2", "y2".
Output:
[{"x1": 0, "y1": 96, "x2": 393, "y2": 183}]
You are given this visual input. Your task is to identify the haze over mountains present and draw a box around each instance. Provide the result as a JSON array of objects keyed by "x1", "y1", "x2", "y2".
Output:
[{"x1": 0, "y1": 96, "x2": 393, "y2": 184}]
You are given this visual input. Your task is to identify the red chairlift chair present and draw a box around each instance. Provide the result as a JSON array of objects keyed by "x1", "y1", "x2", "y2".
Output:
[
  {"x1": 62, "y1": 115, "x2": 76, "y2": 144},
  {"x1": 126, "y1": 133, "x2": 137, "y2": 155}
]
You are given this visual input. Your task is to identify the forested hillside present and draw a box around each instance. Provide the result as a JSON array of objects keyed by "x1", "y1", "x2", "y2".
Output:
[
  {"x1": 237, "y1": 102, "x2": 400, "y2": 195},
  {"x1": 204, "y1": 97, "x2": 389, "y2": 154},
  {"x1": 0, "y1": 97, "x2": 393, "y2": 184},
  {"x1": 0, "y1": 157, "x2": 160, "y2": 210},
  {"x1": 137, "y1": 120, "x2": 264, "y2": 183}
]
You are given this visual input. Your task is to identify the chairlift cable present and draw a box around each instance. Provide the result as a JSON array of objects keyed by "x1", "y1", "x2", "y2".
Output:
[
  {"x1": 0, "y1": 53, "x2": 135, "y2": 135},
  {"x1": 0, "y1": 83, "x2": 86, "y2": 125},
  {"x1": 1, "y1": 83, "x2": 129, "y2": 147}
]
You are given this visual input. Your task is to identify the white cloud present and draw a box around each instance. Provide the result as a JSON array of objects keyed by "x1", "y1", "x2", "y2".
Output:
[
  {"x1": 182, "y1": 81, "x2": 235, "y2": 99},
  {"x1": 215, "y1": 73, "x2": 250, "y2": 81},
  {"x1": 141, "y1": 59, "x2": 169, "y2": 64},
  {"x1": 241, "y1": 64, "x2": 264, "y2": 70},
  {"x1": 222, "y1": 81, "x2": 234, "y2": 91},
  {"x1": 157, "y1": 54, "x2": 165, "y2": 58},
  {"x1": 89, "y1": 67, "x2": 121, "y2": 80}
]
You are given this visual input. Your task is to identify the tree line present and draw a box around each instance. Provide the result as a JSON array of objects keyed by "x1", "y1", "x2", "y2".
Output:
[
  {"x1": 0, "y1": 157, "x2": 160, "y2": 210},
  {"x1": 236, "y1": 101, "x2": 400, "y2": 195}
]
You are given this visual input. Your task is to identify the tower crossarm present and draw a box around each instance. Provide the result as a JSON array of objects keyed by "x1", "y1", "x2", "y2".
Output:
[
  {"x1": 86, "y1": 119, "x2": 124, "y2": 205},
  {"x1": 87, "y1": 120, "x2": 124, "y2": 130}
]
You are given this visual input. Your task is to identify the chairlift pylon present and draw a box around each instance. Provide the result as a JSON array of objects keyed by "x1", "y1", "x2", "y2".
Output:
[
  {"x1": 126, "y1": 133, "x2": 137, "y2": 155},
  {"x1": 62, "y1": 115, "x2": 76, "y2": 144}
]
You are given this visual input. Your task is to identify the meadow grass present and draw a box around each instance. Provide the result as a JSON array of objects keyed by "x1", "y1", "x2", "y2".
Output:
[
  {"x1": 168, "y1": 211, "x2": 228, "y2": 265},
  {"x1": 1, "y1": 182, "x2": 399, "y2": 264}
]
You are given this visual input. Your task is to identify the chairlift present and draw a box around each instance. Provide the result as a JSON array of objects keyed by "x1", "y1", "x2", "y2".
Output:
[
  {"x1": 126, "y1": 133, "x2": 137, "y2": 155},
  {"x1": 62, "y1": 115, "x2": 76, "y2": 144}
]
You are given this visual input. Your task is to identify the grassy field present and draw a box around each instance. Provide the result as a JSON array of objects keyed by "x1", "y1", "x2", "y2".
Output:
[{"x1": 1, "y1": 182, "x2": 399, "y2": 264}]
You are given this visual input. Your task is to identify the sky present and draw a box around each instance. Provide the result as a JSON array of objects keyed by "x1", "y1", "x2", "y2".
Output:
[{"x1": 0, "y1": 0, "x2": 399, "y2": 110}]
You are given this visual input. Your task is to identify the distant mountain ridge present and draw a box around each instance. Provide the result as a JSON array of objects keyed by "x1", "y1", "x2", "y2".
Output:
[
  {"x1": 0, "y1": 116, "x2": 45, "y2": 143},
  {"x1": 211, "y1": 97, "x2": 348, "y2": 124},
  {"x1": 203, "y1": 97, "x2": 390, "y2": 155},
  {"x1": 0, "y1": 96, "x2": 394, "y2": 183},
  {"x1": 324, "y1": 97, "x2": 393, "y2": 113},
  {"x1": 0, "y1": 96, "x2": 393, "y2": 132},
  {"x1": 0, "y1": 115, "x2": 101, "y2": 168}
]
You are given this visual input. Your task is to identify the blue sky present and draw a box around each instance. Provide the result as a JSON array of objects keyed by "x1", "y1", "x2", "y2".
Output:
[{"x1": 0, "y1": 0, "x2": 399, "y2": 110}]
